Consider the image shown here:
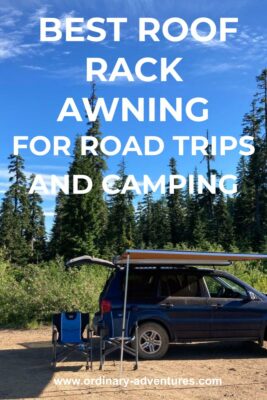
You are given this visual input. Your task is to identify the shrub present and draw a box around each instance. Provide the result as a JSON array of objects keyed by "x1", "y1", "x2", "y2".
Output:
[
  {"x1": 0, "y1": 257, "x2": 108, "y2": 327},
  {"x1": 0, "y1": 250, "x2": 266, "y2": 328}
]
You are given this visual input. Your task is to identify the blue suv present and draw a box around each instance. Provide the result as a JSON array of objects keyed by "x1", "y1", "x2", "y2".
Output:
[{"x1": 95, "y1": 266, "x2": 267, "y2": 359}]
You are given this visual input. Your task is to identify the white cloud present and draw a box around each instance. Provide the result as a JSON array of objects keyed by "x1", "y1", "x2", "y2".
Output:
[
  {"x1": 44, "y1": 210, "x2": 55, "y2": 217},
  {"x1": 22, "y1": 64, "x2": 46, "y2": 71},
  {"x1": 26, "y1": 5, "x2": 50, "y2": 29},
  {"x1": 27, "y1": 164, "x2": 67, "y2": 171},
  {"x1": 0, "y1": 7, "x2": 22, "y2": 27},
  {"x1": 0, "y1": 37, "x2": 25, "y2": 59},
  {"x1": 203, "y1": 62, "x2": 247, "y2": 74},
  {"x1": 0, "y1": 167, "x2": 65, "y2": 193},
  {"x1": 0, "y1": 181, "x2": 10, "y2": 188},
  {"x1": 0, "y1": 34, "x2": 44, "y2": 61},
  {"x1": 43, "y1": 65, "x2": 144, "y2": 86},
  {"x1": 46, "y1": 65, "x2": 85, "y2": 82},
  {"x1": 0, "y1": 169, "x2": 10, "y2": 179},
  {"x1": 0, "y1": 5, "x2": 53, "y2": 60}
]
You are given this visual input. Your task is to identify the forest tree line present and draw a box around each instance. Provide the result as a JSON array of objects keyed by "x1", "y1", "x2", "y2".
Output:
[{"x1": 0, "y1": 70, "x2": 266, "y2": 265}]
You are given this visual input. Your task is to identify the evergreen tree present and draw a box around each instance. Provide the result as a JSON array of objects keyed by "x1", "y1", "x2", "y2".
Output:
[
  {"x1": 106, "y1": 159, "x2": 135, "y2": 254},
  {"x1": 184, "y1": 170, "x2": 206, "y2": 247},
  {"x1": 134, "y1": 201, "x2": 145, "y2": 248},
  {"x1": 255, "y1": 68, "x2": 267, "y2": 142},
  {"x1": 239, "y1": 71, "x2": 267, "y2": 251},
  {"x1": 151, "y1": 196, "x2": 171, "y2": 247},
  {"x1": 50, "y1": 84, "x2": 108, "y2": 259},
  {"x1": 136, "y1": 192, "x2": 171, "y2": 248},
  {"x1": 199, "y1": 130, "x2": 219, "y2": 243},
  {"x1": 242, "y1": 100, "x2": 261, "y2": 140},
  {"x1": 136, "y1": 192, "x2": 155, "y2": 247},
  {"x1": 166, "y1": 158, "x2": 185, "y2": 245},
  {"x1": 27, "y1": 174, "x2": 46, "y2": 262},
  {"x1": 255, "y1": 69, "x2": 267, "y2": 249},
  {"x1": 49, "y1": 190, "x2": 66, "y2": 257},
  {"x1": 233, "y1": 157, "x2": 252, "y2": 250},
  {"x1": 0, "y1": 154, "x2": 30, "y2": 264},
  {"x1": 0, "y1": 197, "x2": 16, "y2": 259},
  {"x1": 214, "y1": 191, "x2": 234, "y2": 250}
]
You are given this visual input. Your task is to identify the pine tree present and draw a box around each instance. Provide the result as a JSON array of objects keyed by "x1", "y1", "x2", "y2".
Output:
[
  {"x1": 255, "y1": 69, "x2": 267, "y2": 249},
  {"x1": 184, "y1": 170, "x2": 206, "y2": 247},
  {"x1": 0, "y1": 197, "x2": 15, "y2": 258},
  {"x1": 214, "y1": 191, "x2": 234, "y2": 250},
  {"x1": 242, "y1": 100, "x2": 261, "y2": 140},
  {"x1": 106, "y1": 159, "x2": 135, "y2": 254},
  {"x1": 49, "y1": 190, "x2": 66, "y2": 257},
  {"x1": 166, "y1": 158, "x2": 185, "y2": 245},
  {"x1": 199, "y1": 130, "x2": 218, "y2": 243},
  {"x1": 136, "y1": 193, "x2": 171, "y2": 249},
  {"x1": 27, "y1": 174, "x2": 46, "y2": 262},
  {"x1": 233, "y1": 157, "x2": 252, "y2": 250},
  {"x1": 50, "y1": 84, "x2": 108, "y2": 259},
  {"x1": 136, "y1": 192, "x2": 155, "y2": 247},
  {"x1": 151, "y1": 196, "x2": 171, "y2": 247},
  {"x1": 134, "y1": 201, "x2": 146, "y2": 248},
  {"x1": 239, "y1": 71, "x2": 267, "y2": 250},
  {"x1": 256, "y1": 68, "x2": 267, "y2": 143},
  {"x1": 0, "y1": 154, "x2": 31, "y2": 264}
]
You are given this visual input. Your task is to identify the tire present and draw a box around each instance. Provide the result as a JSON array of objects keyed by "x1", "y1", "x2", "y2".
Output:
[{"x1": 136, "y1": 322, "x2": 169, "y2": 360}]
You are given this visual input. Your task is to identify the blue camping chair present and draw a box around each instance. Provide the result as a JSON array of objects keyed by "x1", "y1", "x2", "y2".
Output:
[{"x1": 52, "y1": 312, "x2": 93, "y2": 370}]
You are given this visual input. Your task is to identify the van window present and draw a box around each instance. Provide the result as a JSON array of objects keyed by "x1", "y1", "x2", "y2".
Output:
[
  {"x1": 204, "y1": 275, "x2": 247, "y2": 299},
  {"x1": 159, "y1": 273, "x2": 202, "y2": 297},
  {"x1": 126, "y1": 271, "x2": 158, "y2": 299}
]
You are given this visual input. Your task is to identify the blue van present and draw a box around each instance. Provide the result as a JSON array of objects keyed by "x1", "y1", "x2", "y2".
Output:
[{"x1": 67, "y1": 250, "x2": 267, "y2": 360}]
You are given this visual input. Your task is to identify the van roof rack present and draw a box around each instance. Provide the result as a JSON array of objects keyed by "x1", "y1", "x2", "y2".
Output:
[{"x1": 114, "y1": 249, "x2": 267, "y2": 266}]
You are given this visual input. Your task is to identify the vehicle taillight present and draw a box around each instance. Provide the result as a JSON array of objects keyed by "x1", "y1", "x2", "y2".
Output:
[{"x1": 101, "y1": 299, "x2": 112, "y2": 315}]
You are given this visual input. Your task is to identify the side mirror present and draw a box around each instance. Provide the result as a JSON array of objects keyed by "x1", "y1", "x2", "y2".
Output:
[{"x1": 248, "y1": 291, "x2": 258, "y2": 301}]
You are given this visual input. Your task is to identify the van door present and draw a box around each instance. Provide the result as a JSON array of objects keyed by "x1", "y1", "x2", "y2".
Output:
[
  {"x1": 204, "y1": 274, "x2": 264, "y2": 339},
  {"x1": 158, "y1": 271, "x2": 211, "y2": 340}
]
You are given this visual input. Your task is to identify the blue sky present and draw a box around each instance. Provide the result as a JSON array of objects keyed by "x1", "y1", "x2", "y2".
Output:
[{"x1": 0, "y1": 0, "x2": 267, "y2": 233}]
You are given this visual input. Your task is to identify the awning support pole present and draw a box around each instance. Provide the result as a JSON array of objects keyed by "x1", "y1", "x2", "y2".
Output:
[{"x1": 120, "y1": 253, "x2": 130, "y2": 373}]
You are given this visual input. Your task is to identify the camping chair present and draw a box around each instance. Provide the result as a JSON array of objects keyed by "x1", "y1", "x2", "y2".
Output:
[
  {"x1": 52, "y1": 312, "x2": 93, "y2": 370},
  {"x1": 99, "y1": 319, "x2": 139, "y2": 370}
]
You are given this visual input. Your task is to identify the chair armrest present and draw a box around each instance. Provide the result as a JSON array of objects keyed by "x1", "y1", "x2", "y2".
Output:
[{"x1": 52, "y1": 326, "x2": 58, "y2": 343}]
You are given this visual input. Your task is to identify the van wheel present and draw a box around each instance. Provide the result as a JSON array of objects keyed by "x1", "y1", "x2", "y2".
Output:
[{"x1": 136, "y1": 322, "x2": 169, "y2": 360}]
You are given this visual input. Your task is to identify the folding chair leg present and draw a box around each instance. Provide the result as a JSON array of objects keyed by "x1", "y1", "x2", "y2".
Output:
[
  {"x1": 134, "y1": 322, "x2": 139, "y2": 370},
  {"x1": 51, "y1": 341, "x2": 57, "y2": 368},
  {"x1": 52, "y1": 328, "x2": 57, "y2": 368},
  {"x1": 90, "y1": 330, "x2": 93, "y2": 370},
  {"x1": 86, "y1": 345, "x2": 89, "y2": 371},
  {"x1": 99, "y1": 329, "x2": 105, "y2": 370},
  {"x1": 85, "y1": 327, "x2": 93, "y2": 371}
]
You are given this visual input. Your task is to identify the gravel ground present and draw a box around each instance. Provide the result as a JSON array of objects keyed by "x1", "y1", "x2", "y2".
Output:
[{"x1": 0, "y1": 328, "x2": 266, "y2": 400}]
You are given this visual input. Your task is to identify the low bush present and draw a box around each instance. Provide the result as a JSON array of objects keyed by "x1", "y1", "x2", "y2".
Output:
[
  {"x1": 0, "y1": 248, "x2": 266, "y2": 328},
  {"x1": 0, "y1": 257, "x2": 108, "y2": 327}
]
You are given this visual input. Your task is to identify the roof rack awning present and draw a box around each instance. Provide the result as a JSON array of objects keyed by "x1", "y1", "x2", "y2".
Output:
[
  {"x1": 115, "y1": 250, "x2": 267, "y2": 266},
  {"x1": 66, "y1": 255, "x2": 116, "y2": 269}
]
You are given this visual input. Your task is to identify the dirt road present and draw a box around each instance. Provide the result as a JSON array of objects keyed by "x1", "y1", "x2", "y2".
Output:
[{"x1": 0, "y1": 328, "x2": 266, "y2": 399}]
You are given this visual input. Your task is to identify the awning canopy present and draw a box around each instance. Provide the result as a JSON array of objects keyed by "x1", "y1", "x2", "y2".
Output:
[
  {"x1": 114, "y1": 249, "x2": 267, "y2": 266},
  {"x1": 66, "y1": 255, "x2": 116, "y2": 269},
  {"x1": 66, "y1": 250, "x2": 267, "y2": 269}
]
